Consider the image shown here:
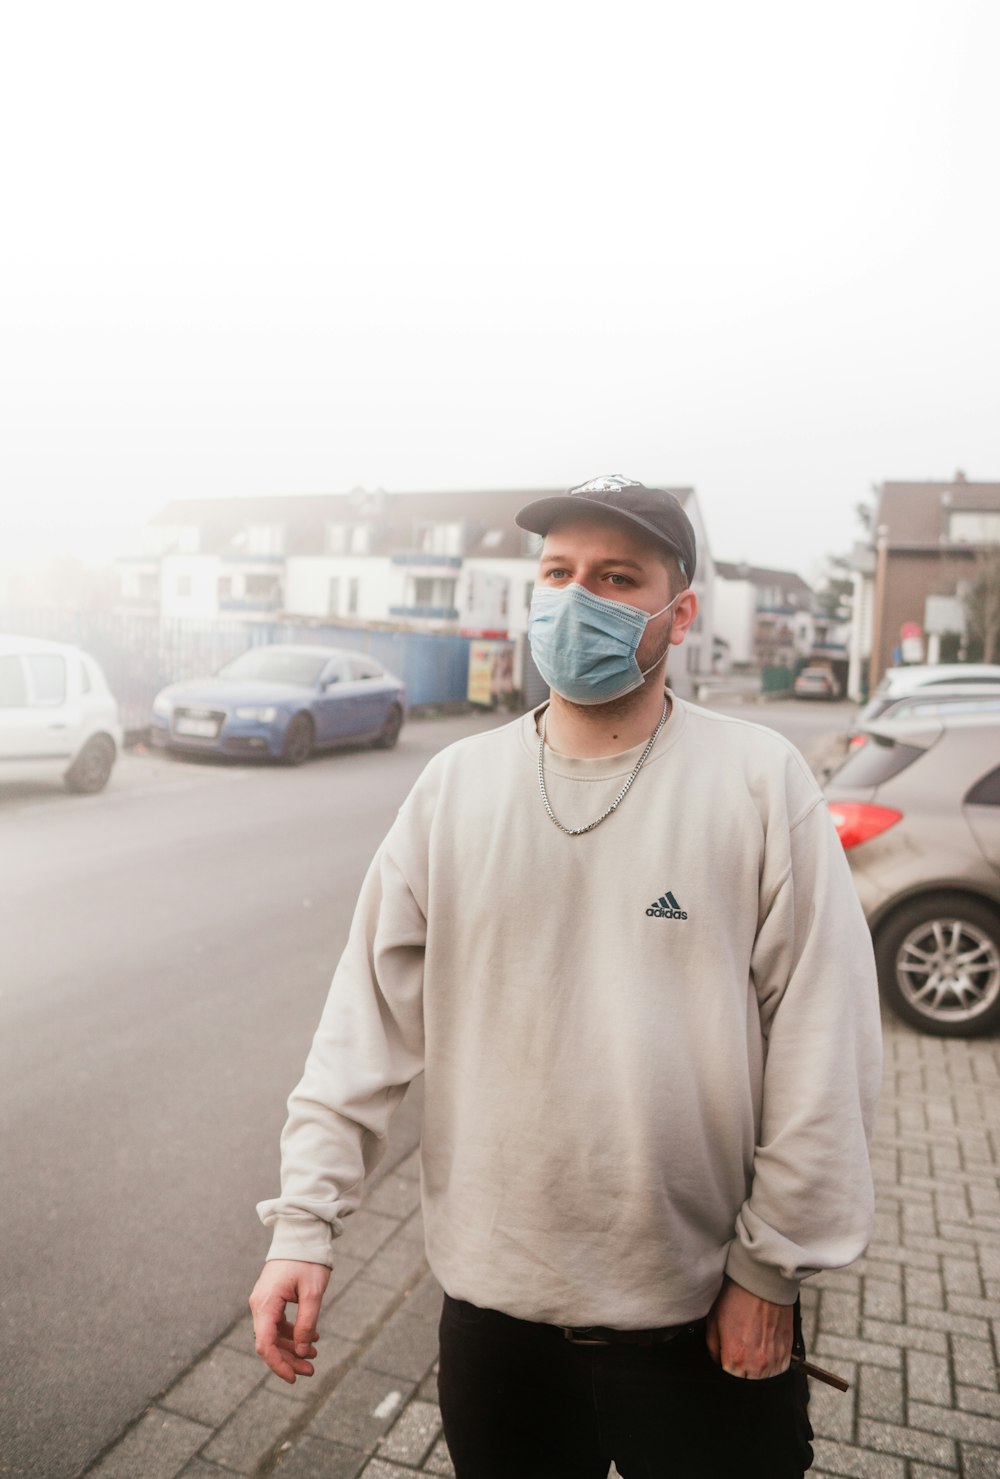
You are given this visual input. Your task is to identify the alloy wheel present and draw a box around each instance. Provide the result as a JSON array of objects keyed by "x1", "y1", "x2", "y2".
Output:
[{"x1": 895, "y1": 917, "x2": 1000, "y2": 1026}]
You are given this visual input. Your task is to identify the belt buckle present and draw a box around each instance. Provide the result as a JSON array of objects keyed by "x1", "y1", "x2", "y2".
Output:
[{"x1": 562, "y1": 1327, "x2": 611, "y2": 1346}]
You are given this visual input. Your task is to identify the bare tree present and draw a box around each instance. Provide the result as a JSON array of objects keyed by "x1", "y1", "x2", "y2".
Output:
[{"x1": 963, "y1": 548, "x2": 1000, "y2": 664}]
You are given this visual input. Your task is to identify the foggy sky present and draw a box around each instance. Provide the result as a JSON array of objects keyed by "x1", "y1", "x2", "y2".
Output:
[{"x1": 2, "y1": 0, "x2": 997, "y2": 584}]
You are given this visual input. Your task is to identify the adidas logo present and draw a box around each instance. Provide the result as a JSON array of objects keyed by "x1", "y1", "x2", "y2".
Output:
[{"x1": 646, "y1": 889, "x2": 688, "y2": 920}]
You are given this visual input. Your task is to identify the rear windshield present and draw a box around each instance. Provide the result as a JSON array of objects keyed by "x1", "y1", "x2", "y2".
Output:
[
  {"x1": 216, "y1": 649, "x2": 327, "y2": 686},
  {"x1": 856, "y1": 695, "x2": 892, "y2": 726},
  {"x1": 828, "y1": 734, "x2": 926, "y2": 788},
  {"x1": 888, "y1": 695, "x2": 1000, "y2": 721}
]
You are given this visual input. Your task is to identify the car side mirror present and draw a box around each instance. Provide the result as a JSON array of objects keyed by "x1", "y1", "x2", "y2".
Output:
[{"x1": 323, "y1": 676, "x2": 340, "y2": 688}]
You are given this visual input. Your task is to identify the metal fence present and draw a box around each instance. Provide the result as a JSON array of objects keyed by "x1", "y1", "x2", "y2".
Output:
[{"x1": 1, "y1": 610, "x2": 476, "y2": 733}]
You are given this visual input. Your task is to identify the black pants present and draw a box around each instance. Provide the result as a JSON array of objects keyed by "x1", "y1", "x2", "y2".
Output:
[{"x1": 438, "y1": 1295, "x2": 813, "y2": 1479}]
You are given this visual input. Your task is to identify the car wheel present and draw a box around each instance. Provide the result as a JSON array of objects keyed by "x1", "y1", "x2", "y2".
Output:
[
  {"x1": 65, "y1": 735, "x2": 116, "y2": 794},
  {"x1": 375, "y1": 704, "x2": 403, "y2": 750},
  {"x1": 280, "y1": 713, "x2": 314, "y2": 766},
  {"x1": 875, "y1": 893, "x2": 1000, "y2": 1037}
]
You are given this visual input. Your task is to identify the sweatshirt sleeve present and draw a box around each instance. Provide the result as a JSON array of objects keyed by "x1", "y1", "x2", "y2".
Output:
[
  {"x1": 724, "y1": 787, "x2": 882, "y2": 1305},
  {"x1": 256, "y1": 791, "x2": 430, "y2": 1267}
]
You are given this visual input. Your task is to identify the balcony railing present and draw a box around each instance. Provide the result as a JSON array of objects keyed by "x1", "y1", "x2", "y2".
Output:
[
  {"x1": 219, "y1": 551, "x2": 286, "y2": 564},
  {"x1": 219, "y1": 595, "x2": 283, "y2": 612},
  {"x1": 390, "y1": 552, "x2": 463, "y2": 569},
  {"x1": 388, "y1": 605, "x2": 460, "y2": 621}
]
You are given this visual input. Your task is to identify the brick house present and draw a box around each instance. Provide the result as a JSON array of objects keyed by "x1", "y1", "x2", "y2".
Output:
[{"x1": 859, "y1": 472, "x2": 1000, "y2": 693}]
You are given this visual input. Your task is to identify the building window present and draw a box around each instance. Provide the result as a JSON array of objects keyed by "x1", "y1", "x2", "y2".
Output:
[
  {"x1": 328, "y1": 578, "x2": 340, "y2": 615},
  {"x1": 125, "y1": 571, "x2": 159, "y2": 602},
  {"x1": 524, "y1": 580, "x2": 534, "y2": 608},
  {"x1": 348, "y1": 577, "x2": 359, "y2": 616},
  {"x1": 412, "y1": 576, "x2": 456, "y2": 608},
  {"x1": 218, "y1": 576, "x2": 233, "y2": 599},
  {"x1": 327, "y1": 523, "x2": 370, "y2": 554},
  {"x1": 415, "y1": 521, "x2": 463, "y2": 555},
  {"x1": 177, "y1": 575, "x2": 192, "y2": 597},
  {"x1": 950, "y1": 512, "x2": 1000, "y2": 545},
  {"x1": 247, "y1": 523, "x2": 285, "y2": 555},
  {"x1": 246, "y1": 574, "x2": 280, "y2": 603}
]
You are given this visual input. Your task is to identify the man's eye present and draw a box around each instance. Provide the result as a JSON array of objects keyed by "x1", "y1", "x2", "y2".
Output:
[
  {"x1": 607, "y1": 573, "x2": 633, "y2": 587},
  {"x1": 545, "y1": 568, "x2": 570, "y2": 580}
]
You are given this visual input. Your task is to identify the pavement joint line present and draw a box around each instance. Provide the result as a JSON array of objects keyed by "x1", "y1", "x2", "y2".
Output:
[
  {"x1": 249, "y1": 1266, "x2": 432, "y2": 1479},
  {"x1": 75, "y1": 1309, "x2": 271, "y2": 1479}
]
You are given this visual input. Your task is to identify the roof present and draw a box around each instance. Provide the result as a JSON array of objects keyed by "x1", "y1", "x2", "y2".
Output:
[
  {"x1": 0, "y1": 633, "x2": 85, "y2": 656},
  {"x1": 876, "y1": 474, "x2": 1000, "y2": 548},
  {"x1": 714, "y1": 561, "x2": 813, "y2": 600},
  {"x1": 148, "y1": 486, "x2": 696, "y2": 560}
]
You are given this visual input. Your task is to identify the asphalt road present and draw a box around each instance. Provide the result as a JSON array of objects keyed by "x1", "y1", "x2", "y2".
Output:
[
  {"x1": 0, "y1": 694, "x2": 854, "y2": 1479},
  {"x1": 0, "y1": 710, "x2": 504, "y2": 1479}
]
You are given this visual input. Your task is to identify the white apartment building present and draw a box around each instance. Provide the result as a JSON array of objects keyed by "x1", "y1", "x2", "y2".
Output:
[
  {"x1": 714, "y1": 562, "x2": 816, "y2": 669},
  {"x1": 117, "y1": 486, "x2": 717, "y2": 694}
]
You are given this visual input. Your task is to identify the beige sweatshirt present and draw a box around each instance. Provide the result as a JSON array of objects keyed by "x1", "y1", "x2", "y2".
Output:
[{"x1": 258, "y1": 694, "x2": 882, "y2": 1328}]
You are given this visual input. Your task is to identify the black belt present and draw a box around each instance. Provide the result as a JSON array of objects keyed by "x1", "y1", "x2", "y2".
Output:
[{"x1": 561, "y1": 1320, "x2": 699, "y2": 1347}]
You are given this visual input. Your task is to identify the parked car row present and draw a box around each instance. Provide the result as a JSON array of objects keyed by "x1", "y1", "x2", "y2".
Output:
[
  {"x1": 150, "y1": 644, "x2": 407, "y2": 762},
  {"x1": 0, "y1": 636, "x2": 407, "y2": 792},
  {"x1": 5, "y1": 633, "x2": 999, "y2": 1040},
  {"x1": 825, "y1": 663, "x2": 1000, "y2": 1039},
  {"x1": 0, "y1": 635, "x2": 123, "y2": 793}
]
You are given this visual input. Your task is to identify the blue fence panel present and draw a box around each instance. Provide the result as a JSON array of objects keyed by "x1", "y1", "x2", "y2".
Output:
[
  {"x1": 1, "y1": 610, "x2": 474, "y2": 730},
  {"x1": 269, "y1": 621, "x2": 473, "y2": 706}
]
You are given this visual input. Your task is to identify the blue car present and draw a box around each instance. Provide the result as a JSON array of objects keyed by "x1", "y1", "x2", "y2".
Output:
[{"x1": 150, "y1": 644, "x2": 406, "y2": 764}]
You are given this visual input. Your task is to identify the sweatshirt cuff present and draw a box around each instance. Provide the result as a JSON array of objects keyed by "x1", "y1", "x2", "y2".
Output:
[
  {"x1": 264, "y1": 1216, "x2": 338, "y2": 1268},
  {"x1": 724, "y1": 1239, "x2": 801, "y2": 1306}
]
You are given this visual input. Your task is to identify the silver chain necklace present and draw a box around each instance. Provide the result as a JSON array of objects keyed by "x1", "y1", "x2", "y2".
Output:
[{"x1": 537, "y1": 697, "x2": 669, "y2": 837}]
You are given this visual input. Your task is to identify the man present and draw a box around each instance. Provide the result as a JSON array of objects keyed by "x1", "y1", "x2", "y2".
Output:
[{"x1": 251, "y1": 476, "x2": 882, "y2": 1478}]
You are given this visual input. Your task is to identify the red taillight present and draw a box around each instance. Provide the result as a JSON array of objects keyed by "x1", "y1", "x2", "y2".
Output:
[
  {"x1": 827, "y1": 802, "x2": 903, "y2": 850},
  {"x1": 848, "y1": 734, "x2": 868, "y2": 751}
]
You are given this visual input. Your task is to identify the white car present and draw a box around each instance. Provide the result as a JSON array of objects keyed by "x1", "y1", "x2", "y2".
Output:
[
  {"x1": 0, "y1": 635, "x2": 123, "y2": 793},
  {"x1": 858, "y1": 663, "x2": 1000, "y2": 722}
]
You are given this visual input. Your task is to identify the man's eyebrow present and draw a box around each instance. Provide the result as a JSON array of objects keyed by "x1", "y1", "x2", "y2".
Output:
[{"x1": 540, "y1": 554, "x2": 647, "y2": 571}]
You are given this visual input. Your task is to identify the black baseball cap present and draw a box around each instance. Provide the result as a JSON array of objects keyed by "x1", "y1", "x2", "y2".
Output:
[{"x1": 515, "y1": 475, "x2": 697, "y2": 581}]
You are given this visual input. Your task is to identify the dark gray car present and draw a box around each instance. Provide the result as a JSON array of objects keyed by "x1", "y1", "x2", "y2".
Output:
[{"x1": 825, "y1": 712, "x2": 1000, "y2": 1036}]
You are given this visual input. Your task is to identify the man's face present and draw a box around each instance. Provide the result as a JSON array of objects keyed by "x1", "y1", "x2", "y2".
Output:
[{"x1": 537, "y1": 515, "x2": 696, "y2": 675}]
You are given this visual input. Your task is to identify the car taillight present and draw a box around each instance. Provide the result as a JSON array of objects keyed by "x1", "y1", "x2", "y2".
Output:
[
  {"x1": 848, "y1": 734, "x2": 868, "y2": 751},
  {"x1": 827, "y1": 802, "x2": 903, "y2": 850}
]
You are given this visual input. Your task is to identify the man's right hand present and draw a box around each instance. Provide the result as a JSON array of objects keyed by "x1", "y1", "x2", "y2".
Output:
[{"x1": 249, "y1": 1259, "x2": 331, "y2": 1384}]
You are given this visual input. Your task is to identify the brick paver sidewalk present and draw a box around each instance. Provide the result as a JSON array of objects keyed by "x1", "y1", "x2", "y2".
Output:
[{"x1": 86, "y1": 1012, "x2": 999, "y2": 1479}]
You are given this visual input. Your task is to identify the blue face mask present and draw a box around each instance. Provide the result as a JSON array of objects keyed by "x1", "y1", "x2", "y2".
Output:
[{"x1": 527, "y1": 582, "x2": 684, "y2": 705}]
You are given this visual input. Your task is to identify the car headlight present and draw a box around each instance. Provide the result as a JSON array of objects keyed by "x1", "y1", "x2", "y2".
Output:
[
  {"x1": 234, "y1": 705, "x2": 279, "y2": 722},
  {"x1": 152, "y1": 695, "x2": 172, "y2": 716}
]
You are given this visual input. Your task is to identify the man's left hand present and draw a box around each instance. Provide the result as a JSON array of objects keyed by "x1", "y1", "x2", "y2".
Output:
[{"x1": 705, "y1": 1277, "x2": 793, "y2": 1378}]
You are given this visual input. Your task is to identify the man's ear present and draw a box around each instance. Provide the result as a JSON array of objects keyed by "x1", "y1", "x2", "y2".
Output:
[{"x1": 668, "y1": 589, "x2": 699, "y2": 645}]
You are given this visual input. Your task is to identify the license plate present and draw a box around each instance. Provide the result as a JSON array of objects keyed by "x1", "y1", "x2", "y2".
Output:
[{"x1": 175, "y1": 717, "x2": 219, "y2": 738}]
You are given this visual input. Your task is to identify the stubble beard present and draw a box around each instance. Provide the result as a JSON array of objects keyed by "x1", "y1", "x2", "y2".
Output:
[{"x1": 561, "y1": 618, "x2": 675, "y2": 721}]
